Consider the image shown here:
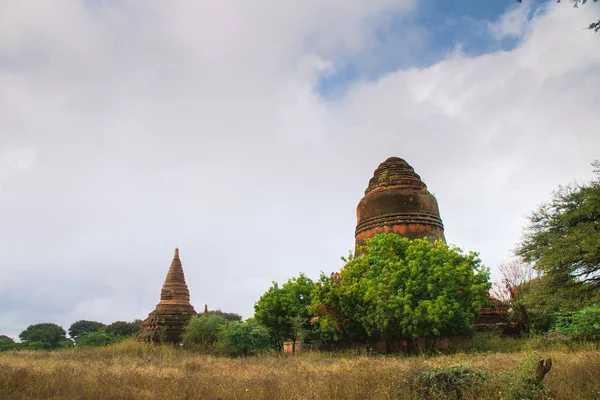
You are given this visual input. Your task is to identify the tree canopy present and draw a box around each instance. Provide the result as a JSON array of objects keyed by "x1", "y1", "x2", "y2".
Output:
[
  {"x1": 311, "y1": 234, "x2": 491, "y2": 349},
  {"x1": 104, "y1": 320, "x2": 142, "y2": 337},
  {"x1": 19, "y1": 323, "x2": 69, "y2": 349},
  {"x1": 254, "y1": 273, "x2": 315, "y2": 352},
  {"x1": 68, "y1": 320, "x2": 105, "y2": 342},
  {"x1": 516, "y1": 162, "x2": 600, "y2": 289}
]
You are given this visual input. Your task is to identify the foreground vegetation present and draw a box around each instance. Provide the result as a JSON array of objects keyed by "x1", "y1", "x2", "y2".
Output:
[{"x1": 1, "y1": 339, "x2": 599, "y2": 400}]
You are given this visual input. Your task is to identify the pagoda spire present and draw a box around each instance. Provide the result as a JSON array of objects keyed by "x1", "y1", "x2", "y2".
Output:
[{"x1": 140, "y1": 247, "x2": 196, "y2": 343}]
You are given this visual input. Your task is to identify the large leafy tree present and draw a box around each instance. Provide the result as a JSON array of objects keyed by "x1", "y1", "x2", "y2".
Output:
[
  {"x1": 516, "y1": 162, "x2": 600, "y2": 289},
  {"x1": 254, "y1": 273, "x2": 315, "y2": 352},
  {"x1": 68, "y1": 320, "x2": 105, "y2": 343},
  {"x1": 312, "y1": 234, "x2": 491, "y2": 351},
  {"x1": 19, "y1": 323, "x2": 69, "y2": 349}
]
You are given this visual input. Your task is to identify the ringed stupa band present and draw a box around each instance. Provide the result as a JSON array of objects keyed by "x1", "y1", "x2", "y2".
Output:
[{"x1": 355, "y1": 157, "x2": 445, "y2": 255}]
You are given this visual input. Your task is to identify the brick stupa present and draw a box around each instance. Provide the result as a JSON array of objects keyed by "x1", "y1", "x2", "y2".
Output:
[
  {"x1": 355, "y1": 157, "x2": 445, "y2": 255},
  {"x1": 141, "y1": 248, "x2": 196, "y2": 343}
]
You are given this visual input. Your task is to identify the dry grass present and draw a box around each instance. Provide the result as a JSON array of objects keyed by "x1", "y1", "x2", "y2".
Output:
[{"x1": 1, "y1": 340, "x2": 599, "y2": 399}]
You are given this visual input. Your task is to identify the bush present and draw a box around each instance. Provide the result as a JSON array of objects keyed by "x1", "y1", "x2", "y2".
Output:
[
  {"x1": 77, "y1": 331, "x2": 123, "y2": 347},
  {"x1": 182, "y1": 313, "x2": 229, "y2": 348},
  {"x1": 219, "y1": 321, "x2": 271, "y2": 357},
  {"x1": 412, "y1": 364, "x2": 487, "y2": 399}
]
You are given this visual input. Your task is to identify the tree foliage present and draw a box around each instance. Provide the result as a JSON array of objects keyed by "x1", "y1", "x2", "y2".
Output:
[
  {"x1": 77, "y1": 331, "x2": 122, "y2": 347},
  {"x1": 517, "y1": 162, "x2": 600, "y2": 289},
  {"x1": 552, "y1": 303, "x2": 600, "y2": 340},
  {"x1": 311, "y1": 234, "x2": 491, "y2": 348},
  {"x1": 254, "y1": 273, "x2": 315, "y2": 352},
  {"x1": 19, "y1": 323, "x2": 69, "y2": 350},
  {"x1": 0, "y1": 335, "x2": 16, "y2": 351},
  {"x1": 68, "y1": 320, "x2": 105, "y2": 342},
  {"x1": 104, "y1": 320, "x2": 142, "y2": 337}
]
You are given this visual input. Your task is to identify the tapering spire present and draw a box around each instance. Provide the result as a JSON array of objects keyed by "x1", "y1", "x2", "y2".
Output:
[
  {"x1": 141, "y1": 248, "x2": 196, "y2": 344},
  {"x1": 160, "y1": 247, "x2": 191, "y2": 302}
]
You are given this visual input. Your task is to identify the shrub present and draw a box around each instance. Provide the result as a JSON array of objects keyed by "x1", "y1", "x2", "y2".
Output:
[
  {"x1": 219, "y1": 321, "x2": 271, "y2": 357},
  {"x1": 182, "y1": 313, "x2": 228, "y2": 348},
  {"x1": 77, "y1": 331, "x2": 123, "y2": 347},
  {"x1": 412, "y1": 364, "x2": 486, "y2": 400}
]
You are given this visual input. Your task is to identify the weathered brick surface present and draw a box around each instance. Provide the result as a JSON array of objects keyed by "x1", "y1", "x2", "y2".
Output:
[
  {"x1": 355, "y1": 157, "x2": 445, "y2": 255},
  {"x1": 141, "y1": 248, "x2": 196, "y2": 344}
]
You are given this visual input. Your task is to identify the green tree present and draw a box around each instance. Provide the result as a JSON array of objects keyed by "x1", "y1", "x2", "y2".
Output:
[
  {"x1": 219, "y1": 320, "x2": 271, "y2": 357},
  {"x1": 517, "y1": 162, "x2": 600, "y2": 290},
  {"x1": 19, "y1": 323, "x2": 69, "y2": 350},
  {"x1": 517, "y1": 0, "x2": 600, "y2": 32},
  {"x1": 519, "y1": 272, "x2": 599, "y2": 332},
  {"x1": 105, "y1": 320, "x2": 142, "y2": 337},
  {"x1": 68, "y1": 320, "x2": 105, "y2": 343},
  {"x1": 254, "y1": 282, "x2": 289, "y2": 352},
  {"x1": 312, "y1": 234, "x2": 491, "y2": 352},
  {"x1": 254, "y1": 273, "x2": 315, "y2": 352}
]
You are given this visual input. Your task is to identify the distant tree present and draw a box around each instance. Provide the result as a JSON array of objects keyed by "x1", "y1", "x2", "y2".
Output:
[
  {"x1": 203, "y1": 310, "x2": 243, "y2": 323},
  {"x1": 254, "y1": 273, "x2": 315, "y2": 352},
  {"x1": 0, "y1": 335, "x2": 16, "y2": 351},
  {"x1": 19, "y1": 323, "x2": 69, "y2": 350},
  {"x1": 516, "y1": 161, "x2": 600, "y2": 290},
  {"x1": 68, "y1": 320, "x2": 105, "y2": 343},
  {"x1": 219, "y1": 320, "x2": 271, "y2": 357},
  {"x1": 516, "y1": 0, "x2": 600, "y2": 32},
  {"x1": 105, "y1": 320, "x2": 142, "y2": 337},
  {"x1": 311, "y1": 234, "x2": 491, "y2": 352}
]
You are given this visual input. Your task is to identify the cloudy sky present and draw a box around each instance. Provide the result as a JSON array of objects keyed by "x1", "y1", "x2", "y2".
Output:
[{"x1": 1, "y1": 0, "x2": 599, "y2": 339}]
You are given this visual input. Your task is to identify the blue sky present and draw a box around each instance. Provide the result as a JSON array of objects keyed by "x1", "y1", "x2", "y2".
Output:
[{"x1": 317, "y1": 0, "x2": 540, "y2": 98}]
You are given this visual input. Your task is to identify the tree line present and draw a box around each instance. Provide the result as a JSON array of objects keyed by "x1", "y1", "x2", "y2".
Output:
[{"x1": 0, "y1": 320, "x2": 141, "y2": 351}]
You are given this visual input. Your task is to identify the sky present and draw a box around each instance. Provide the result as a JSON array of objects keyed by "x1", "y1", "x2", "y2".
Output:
[{"x1": 1, "y1": 0, "x2": 599, "y2": 340}]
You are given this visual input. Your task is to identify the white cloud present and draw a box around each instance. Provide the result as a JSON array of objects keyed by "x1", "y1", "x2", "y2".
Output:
[
  {"x1": 0, "y1": 0, "x2": 599, "y2": 338},
  {"x1": 488, "y1": 2, "x2": 533, "y2": 40}
]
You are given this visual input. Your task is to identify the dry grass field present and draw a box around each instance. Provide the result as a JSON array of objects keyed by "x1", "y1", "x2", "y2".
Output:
[{"x1": 1, "y1": 340, "x2": 599, "y2": 400}]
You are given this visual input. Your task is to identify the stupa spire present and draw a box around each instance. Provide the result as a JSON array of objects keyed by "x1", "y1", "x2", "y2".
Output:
[
  {"x1": 355, "y1": 157, "x2": 445, "y2": 255},
  {"x1": 140, "y1": 248, "x2": 196, "y2": 344}
]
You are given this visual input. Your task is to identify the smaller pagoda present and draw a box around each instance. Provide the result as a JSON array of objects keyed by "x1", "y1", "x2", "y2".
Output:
[{"x1": 141, "y1": 248, "x2": 196, "y2": 344}]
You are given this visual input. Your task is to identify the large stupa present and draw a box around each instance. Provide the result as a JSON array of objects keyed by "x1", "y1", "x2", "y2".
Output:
[
  {"x1": 355, "y1": 157, "x2": 445, "y2": 255},
  {"x1": 140, "y1": 248, "x2": 196, "y2": 343}
]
